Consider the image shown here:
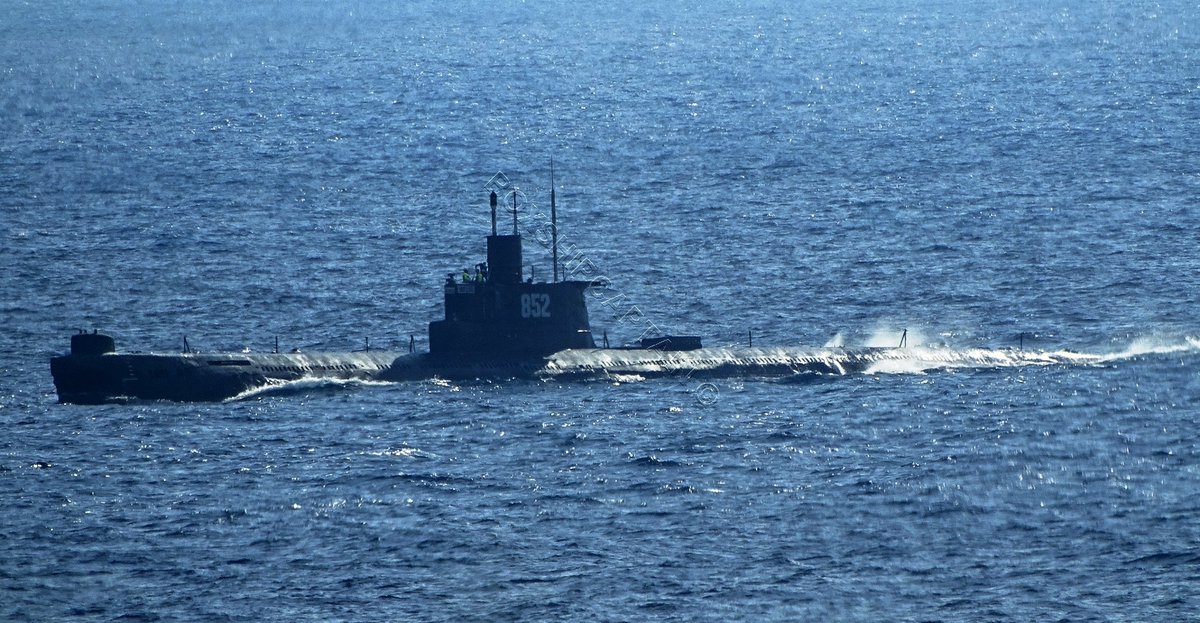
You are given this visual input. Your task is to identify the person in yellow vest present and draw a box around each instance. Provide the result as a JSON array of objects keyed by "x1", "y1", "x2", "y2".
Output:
[{"x1": 462, "y1": 268, "x2": 470, "y2": 283}]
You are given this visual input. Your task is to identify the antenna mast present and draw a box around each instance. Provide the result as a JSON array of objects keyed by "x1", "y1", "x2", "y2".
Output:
[
  {"x1": 511, "y1": 189, "x2": 519, "y2": 235},
  {"x1": 489, "y1": 191, "x2": 498, "y2": 236},
  {"x1": 551, "y1": 161, "x2": 559, "y2": 283}
]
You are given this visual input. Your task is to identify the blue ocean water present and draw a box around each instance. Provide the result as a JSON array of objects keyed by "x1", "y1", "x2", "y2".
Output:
[{"x1": 3, "y1": 1, "x2": 1199, "y2": 620}]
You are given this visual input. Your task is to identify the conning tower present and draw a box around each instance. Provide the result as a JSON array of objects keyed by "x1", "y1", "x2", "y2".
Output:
[{"x1": 428, "y1": 188, "x2": 595, "y2": 357}]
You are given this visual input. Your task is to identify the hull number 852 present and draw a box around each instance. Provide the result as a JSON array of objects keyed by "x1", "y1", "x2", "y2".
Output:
[{"x1": 520, "y1": 293, "x2": 551, "y2": 318}]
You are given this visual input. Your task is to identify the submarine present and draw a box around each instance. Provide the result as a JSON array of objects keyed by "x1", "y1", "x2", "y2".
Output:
[{"x1": 50, "y1": 181, "x2": 1087, "y2": 404}]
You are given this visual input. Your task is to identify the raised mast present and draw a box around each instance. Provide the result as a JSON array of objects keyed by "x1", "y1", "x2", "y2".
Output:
[
  {"x1": 511, "y1": 188, "x2": 519, "y2": 235},
  {"x1": 551, "y1": 163, "x2": 559, "y2": 283},
  {"x1": 489, "y1": 191, "x2": 498, "y2": 236}
]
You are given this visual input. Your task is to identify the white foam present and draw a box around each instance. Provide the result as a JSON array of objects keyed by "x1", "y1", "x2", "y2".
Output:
[
  {"x1": 1099, "y1": 334, "x2": 1200, "y2": 361},
  {"x1": 863, "y1": 345, "x2": 1103, "y2": 375},
  {"x1": 864, "y1": 358, "x2": 933, "y2": 375},
  {"x1": 225, "y1": 376, "x2": 395, "y2": 401}
]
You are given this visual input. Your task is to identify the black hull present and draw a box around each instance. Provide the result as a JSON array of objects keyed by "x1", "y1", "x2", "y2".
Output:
[
  {"x1": 50, "y1": 351, "x2": 399, "y2": 404},
  {"x1": 51, "y1": 344, "x2": 1088, "y2": 404}
]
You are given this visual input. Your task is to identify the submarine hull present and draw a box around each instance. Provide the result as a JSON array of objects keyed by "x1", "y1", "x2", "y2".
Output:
[
  {"x1": 50, "y1": 342, "x2": 1091, "y2": 404},
  {"x1": 377, "y1": 347, "x2": 872, "y2": 383},
  {"x1": 51, "y1": 345, "x2": 859, "y2": 403},
  {"x1": 50, "y1": 350, "x2": 399, "y2": 404},
  {"x1": 388, "y1": 345, "x2": 1087, "y2": 384}
]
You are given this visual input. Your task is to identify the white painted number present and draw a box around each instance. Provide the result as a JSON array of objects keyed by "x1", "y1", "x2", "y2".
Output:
[{"x1": 520, "y1": 293, "x2": 551, "y2": 318}]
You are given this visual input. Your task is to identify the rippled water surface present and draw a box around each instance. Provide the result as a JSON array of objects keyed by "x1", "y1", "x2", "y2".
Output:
[{"x1": 3, "y1": 1, "x2": 1199, "y2": 621}]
